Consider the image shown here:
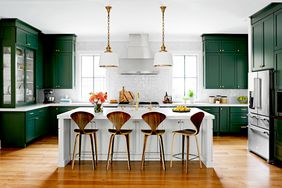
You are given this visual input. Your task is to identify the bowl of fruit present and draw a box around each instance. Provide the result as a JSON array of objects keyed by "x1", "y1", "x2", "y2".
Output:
[
  {"x1": 172, "y1": 105, "x2": 191, "y2": 112},
  {"x1": 237, "y1": 96, "x2": 248, "y2": 104}
]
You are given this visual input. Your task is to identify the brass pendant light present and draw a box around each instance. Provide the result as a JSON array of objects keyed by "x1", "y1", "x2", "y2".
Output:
[
  {"x1": 99, "y1": 5, "x2": 119, "y2": 67},
  {"x1": 154, "y1": 5, "x2": 173, "y2": 67}
]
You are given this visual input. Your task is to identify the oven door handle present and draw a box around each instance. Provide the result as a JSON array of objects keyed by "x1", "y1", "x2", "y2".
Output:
[{"x1": 249, "y1": 125, "x2": 269, "y2": 136}]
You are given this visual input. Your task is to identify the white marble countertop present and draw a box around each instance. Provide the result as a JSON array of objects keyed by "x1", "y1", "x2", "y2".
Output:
[
  {"x1": 0, "y1": 102, "x2": 247, "y2": 112},
  {"x1": 57, "y1": 107, "x2": 215, "y2": 120}
]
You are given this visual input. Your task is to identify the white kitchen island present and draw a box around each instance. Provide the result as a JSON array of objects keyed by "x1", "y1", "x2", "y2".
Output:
[{"x1": 57, "y1": 107, "x2": 214, "y2": 168}]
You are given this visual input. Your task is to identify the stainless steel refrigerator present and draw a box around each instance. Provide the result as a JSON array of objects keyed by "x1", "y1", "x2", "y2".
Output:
[{"x1": 248, "y1": 70, "x2": 274, "y2": 162}]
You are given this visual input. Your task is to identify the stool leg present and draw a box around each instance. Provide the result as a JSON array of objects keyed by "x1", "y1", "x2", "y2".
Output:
[
  {"x1": 195, "y1": 135, "x2": 202, "y2": 168},
  {"x1": 107, "y1": 134, "x2": 114, "y2": 170},
  {"x1": 170, "y1": 132, "x2": 177, "y2": 168},
  {"x1": 186, "y1": 136, "x2": 190, "y2": 174},
  {"x1": 141, "y1": 134, "x2": 148, "y2": 170},
  {"x1": 159, "y1": 136, "x2": 163, "y2": 163},
  {"x1": 78, "y1": 134, "x2": 82, "y2": 165},
  {"x1": 159, "y1": 135, "x2": 166, "y2": 171},
  {"x1": 89, "y1": 134, "x2": 95, "y2": 170},
  {"x1": 111, "y1": 135, "x2": 115, "y2": 164},
  {"x1": 94, "y1": 132, "x2": 98, "y2": 166},
  {"x1": 125, "y1": 134, "x2": 131, "y2": 170},
  {"x1": 72, "y1": 134, "x2": 79, "y2": 170},
  {"x1": 182, "y1": 135, "x2": 185, "y2": 162}
]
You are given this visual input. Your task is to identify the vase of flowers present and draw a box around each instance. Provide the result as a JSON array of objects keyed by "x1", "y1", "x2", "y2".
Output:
[{"x1": 89, "y1": 92, "x2": 107, "y2": 113}]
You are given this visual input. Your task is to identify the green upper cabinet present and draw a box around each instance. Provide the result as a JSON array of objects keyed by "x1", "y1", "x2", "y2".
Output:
[
  {"x1": 35, "y1": 33, "x2": 44, "y2": 89},
  {"x1": 275, "y1": 8, "x2": 282, "y2": 51},
  {"x1": 203, "y1": 34, "x2": 248, "y2": 89},
  {"x1": 252, "y1": 21, "x2": 264, "y2": 70},
  {"x1": 0, "y1": 19, "x2": 40, "y2": 108},
  {"x1": 44, "y1": 34, "x2": 76, "y2": 89},
  {"x1": 275, "y1": 50, "x2": 282, "y2": 90}
]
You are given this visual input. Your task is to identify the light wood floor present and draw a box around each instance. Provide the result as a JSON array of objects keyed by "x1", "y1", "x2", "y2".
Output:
[{"x1": 0, "y1": 136, "x2": 281, "y2": 188}]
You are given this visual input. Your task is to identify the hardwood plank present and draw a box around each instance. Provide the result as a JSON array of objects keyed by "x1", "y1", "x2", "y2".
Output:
[{"x1": 0, "y1": 136, "x2": 281, "y2": 187}]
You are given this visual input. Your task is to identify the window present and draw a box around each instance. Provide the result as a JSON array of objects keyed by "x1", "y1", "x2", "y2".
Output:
[
  {"x1": 80, "y1": 55, "x2": 106, "y2": 101},
  {"x1": 172, "y1": 55, "x2": 198, "y2": 100}
]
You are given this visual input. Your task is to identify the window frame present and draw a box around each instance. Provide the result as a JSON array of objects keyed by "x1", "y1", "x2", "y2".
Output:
[{"x1": 172, "y1": 53, "x2": 199, "y2": 100}]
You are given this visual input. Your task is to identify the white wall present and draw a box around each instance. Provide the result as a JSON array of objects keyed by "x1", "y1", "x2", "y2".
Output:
[{"x1": 38, "y1": 38, "x2": 247, "y2": 103}]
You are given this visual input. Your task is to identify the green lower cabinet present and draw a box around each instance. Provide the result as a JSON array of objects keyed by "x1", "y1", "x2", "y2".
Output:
[
  {"x1": 49, "y1": 106, "x2": 78, "y2": 135},
  {"x1": 274, "y1": 119, "x2": 282, "y2": 162},
  {"x1": 0, "y1": 107, "x2": 49, "y2": 147},
  {"x1": 198, "y1": 107, "x2": 219, "y2": 134},
  {"x1": 219, "y1": 107, "x2": 229, "y2": 133},
  {"x1": 229, "y1": 107, "x2": 248, "y2": 133}
]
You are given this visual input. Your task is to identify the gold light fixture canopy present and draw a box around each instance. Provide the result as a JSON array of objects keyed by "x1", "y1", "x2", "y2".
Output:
[
  {"x1": 154, "y1": 5, "x2": 173, "y2": 67},
  {"x1": 100, "y1": 5, "x2": 119, "y2": 68}
]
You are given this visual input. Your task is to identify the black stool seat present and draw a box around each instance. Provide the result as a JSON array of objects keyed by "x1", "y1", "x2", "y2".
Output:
[
  {"x1": 74, "y1": 129, "x2": 98, "y2": 134},
  {"x1": 173, "y1": 129, "x2": 196, "y2": 135},
  {"x1": 108, "y1": 129, "x2": 132, "y2": 134},
  {"x1": 141, "y1": 129, "x2": 165, "y2": 135}
]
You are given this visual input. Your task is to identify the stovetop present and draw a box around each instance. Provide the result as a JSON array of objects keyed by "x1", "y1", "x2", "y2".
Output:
[{"x1": 118, "y1": 101, "x2": 159, "y2": 106}]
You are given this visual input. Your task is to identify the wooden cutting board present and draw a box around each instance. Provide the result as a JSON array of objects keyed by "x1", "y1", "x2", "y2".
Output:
[{"x1": 119, "y1": 87, "x2": 134, "y2": 103}]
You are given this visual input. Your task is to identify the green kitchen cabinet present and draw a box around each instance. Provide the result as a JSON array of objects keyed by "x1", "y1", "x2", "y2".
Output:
[
  {"x1": 0, "y1": 107, "x2": 49, "y2": 147},
  {"x1": 236, "y1": 54, "x2": 248, "y2": 89},
  {"x1": 199, "y1": 107, "x2": 219, "y2": 134},
  {"x1": 49, "y1": 106, "x2": 78, "y2": 135},
  {"x1": 44, "y1": 35, "x2": 76, "y2": 89},
  {"x1": 274, "y1": 118, "x2": 282, "y2": 162},
  {"x1": 205, "y1": 53, "x2": 221, "y2": 89},
  {"x1": 221, "y1": 53, "x2": 236, "y2": 89},
  {"x1": 35, "y1": 33, "x2": 44, "y2": 89},
  {"x1": 219, "y1": 107, "x2": 229, "y2": 133},
  {"x1": 203, "y1": 34, "x2": 248, "y2": 89},
  {"x1": 0, "y1": 19, "x2": 40, "y2": 108},
  {"x1": 275, "y1": 50, "x2": 282, "y2": 90},
  {"x1": 275, "y1": 8, "x2": 282, "y2": 51},
  {"x1": 229, "y1": 107, "x2": 248, "y2": 133},
  {"x1": 251, "y1": 8, "x2": 275, "y2": 71}
]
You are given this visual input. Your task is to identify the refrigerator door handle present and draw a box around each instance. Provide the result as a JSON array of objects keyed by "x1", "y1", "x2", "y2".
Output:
[
  {"x1": 254, "y1": 78, "x2": 262, "y2": 109},
  {"x1": 249, "y1": 125, "x2": 269, "y2": 136}
]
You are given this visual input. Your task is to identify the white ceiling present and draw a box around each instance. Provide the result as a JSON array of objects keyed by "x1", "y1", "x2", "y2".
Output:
[{"x1": 0, "y1": 0, "x2": 280, "y2": 41}]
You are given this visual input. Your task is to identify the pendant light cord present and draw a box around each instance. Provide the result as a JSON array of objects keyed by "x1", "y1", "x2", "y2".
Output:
[
  {"x1": 105, "y1": 6, "x2": 112, "y2": 52},
  {"x1": 160, "y1": 6, "x2": 167, "y2": 52}
]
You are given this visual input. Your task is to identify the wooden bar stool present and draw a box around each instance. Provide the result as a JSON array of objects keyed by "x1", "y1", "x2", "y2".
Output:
[
  {"x1": 70, "y1": 111, "x2": 98, "y2": 170},
  {"x1": 170, "y1": 112, "x2": 205, "y2": 173},
  {"x1": 141, "y1": 112, "x2": 166, "y2": 171},
  {"x1": 106, "y1": 111, "x2": 132, "y2": 170}
]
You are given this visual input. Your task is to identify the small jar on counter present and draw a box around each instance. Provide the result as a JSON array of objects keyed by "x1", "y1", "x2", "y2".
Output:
[
  {"x1": 209, "y1": 96, "x2": 215, "y2": 103},
  {"x1": 221, "y1": 96, "x2": 228, "y2": 104}
]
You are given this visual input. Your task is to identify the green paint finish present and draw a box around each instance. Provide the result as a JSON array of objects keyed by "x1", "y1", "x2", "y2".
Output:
[
  {"x1": 219, "y1": 107, "x2": 229, "y2": 133},
  {"x1": 205, "y1": 53, "x2": 221, "y2": 89},
  {"x1": 252, "y1": 22, "x2": 264, "y2": 71},
  {"x1": 236, "y1": 54, "x2": 248, "y2": 89},
  {"x1": 274, "y1": 119, "x2": 282, "y2": 161},
  {"x1": 230, "y1": 107, "x2": 248, "y2": 113},
  {"x1": 36, "y1": 34, "x2": 44, "y2": 89},
  {"x1": 205, "y1": 41, "x2": 220, "y2": 52},
  {"x1": 198, "y1": 107, "x2": 219, "y2": 133},
  {"x1": 221, "y1": 53, "x2": 236, "y2": 89},
  {"x1": 44, "y1": 34, "x2": 76, "y2": 89},
  {"x1": 263, "y1": 14, "x2": 274, "y2": 69},
  {"x1": 275, "y1": 50, "x2": 282, "y2": 90},
  {"x1": 236, "y1": 41, "x2": 248, "y2": 53},
  {"x1": 275, "y1": 8, "x2": 282, "y2": 51},
  {"x1": 221, "y1": 41, "x2": 236, "y2": 52}
]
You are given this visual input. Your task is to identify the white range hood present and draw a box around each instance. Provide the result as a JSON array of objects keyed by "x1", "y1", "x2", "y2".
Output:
[{"x1": 119, "y1": 34, "x2": 159, "y2": 75}]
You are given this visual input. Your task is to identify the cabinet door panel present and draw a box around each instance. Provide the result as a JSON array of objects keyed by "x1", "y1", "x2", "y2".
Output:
[
  {"x1": 219, "y1": 107, "x2": 229, "y2": 133},
  {"x1": 275, "y1": 9, "x2": 282, "y2": 50},
  {"x1": 275, "y1": 50, "x2": 282, "y2": 90},
  {"x1": 236, "y1": 54, "x2": 248, "y2": 89},
  {"x1": 252, "y1": 22, "x2": 263, "y2": 71},
  {"x1": 263, "y1": 14, "x2": 274, "y2": 69},
  {"x1": 16, "y1": 28, "x2": 26, "y2": 46},
  {"x1": 205, "y1": 41, "x2": 220, "y2": 52},
  {"x1": 26, "y1": 33, "x2": 38, "y2": 49},
  {"x1": 55, "y1": 40, "x2": 73, "y2": 52},
  {"x1": 26, "y1": 118, "x2": 36, "y2": 142},
  {"x1": 236, "y1": 41, "x2": 248, "y2": 53},
  {"x1": 55, "y1": 52, "x2": 73, "y2": 88},
  {"x1": 205, "y1": 53, "x2": 221, "y2": 89},
  {"x1": 221, "y1": 41, "x2": 236, "y2": 52},
  {"x1": 221, "y1": 53, "x2": 236, "y2": 89}
]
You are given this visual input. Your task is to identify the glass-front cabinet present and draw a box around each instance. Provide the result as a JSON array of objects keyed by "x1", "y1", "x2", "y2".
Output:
[{"x1": 0, "y1": 18, "x2": 38, "y2": 107}]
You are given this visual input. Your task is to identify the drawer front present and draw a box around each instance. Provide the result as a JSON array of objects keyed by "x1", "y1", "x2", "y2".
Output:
[
  {"x1": 199, "y1": 107, "x2": 219, "y2": 113},
  {"x1": 26, "y1": 109, "x2": 39, "y2": 118},
  {"x1": 230, "y1": 113, "x2": 248, "y2": 124},
  {"x1": 230, "y1": 107, "x2": 248, "y2": 113},
  {"x1": 37, "y1": 107, "x2": 48, "y2": 116}
]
